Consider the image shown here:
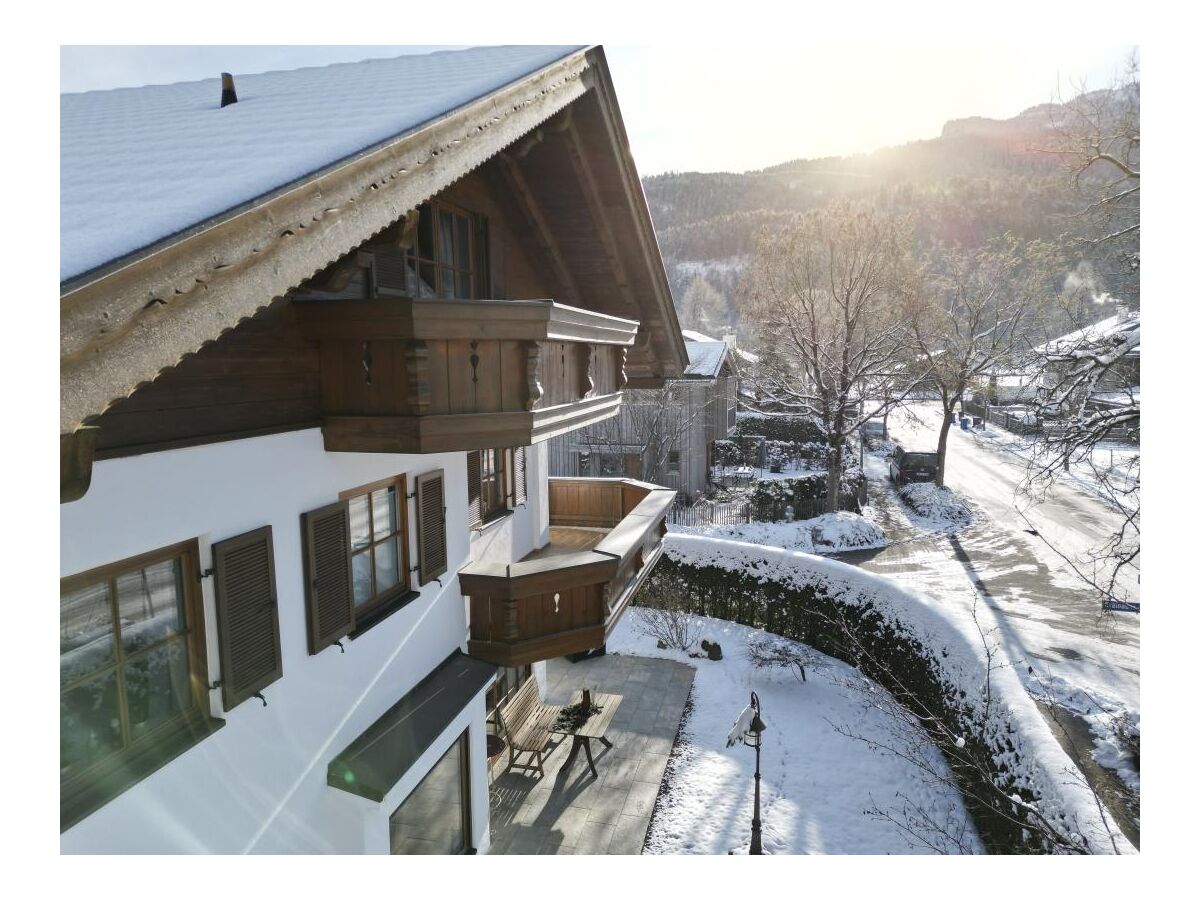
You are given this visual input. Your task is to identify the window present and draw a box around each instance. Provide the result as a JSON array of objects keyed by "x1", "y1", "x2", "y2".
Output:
[
  {"x1": 486, "y1": 664, "x2": 532, "y2": 728},
  {"x1": 479, "y1": 448, "x2": 506, "y2": 523},
  {"x1": 668, "y1": 450, "x2": 681, "y2": 474},
  {"x1": 341, "y1": 476, "x2": 411, "y2": 616},
  {"x1": 60, "y1": 540, "x2": 218, "y2": 829},
  {"x1": 389, "y1": 731, "x2": 471, "y2": 854},
  {"x1": 407, "y1": 202, "x2": 484, "y2": 299}
]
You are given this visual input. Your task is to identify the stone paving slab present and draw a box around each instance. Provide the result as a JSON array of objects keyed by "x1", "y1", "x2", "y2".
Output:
[{"x1": 488, "y1": 652, "x2": 695, "y2": 855}]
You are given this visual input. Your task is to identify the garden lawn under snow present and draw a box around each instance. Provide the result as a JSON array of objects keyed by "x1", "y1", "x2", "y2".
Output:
[
  {"x1": 608, "y1": 609, "x2": 982, "y2": 854},
  {"x1": 670, "y1": 511, "x2": 888, "y2": 555},
  {"x1": 898, "y1": 483, "x2": 973, "y2": 529}
]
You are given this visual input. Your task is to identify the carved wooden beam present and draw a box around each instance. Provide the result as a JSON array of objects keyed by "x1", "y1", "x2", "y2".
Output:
[
  {"x1": 490, "y1": 153, "x2": 583, "y2": 306},
  {"x1": 577, "y1": 344, "x2": 595, "y2": 400},
  {"x1": 61, "y1": 426, "x2": 98, "y2": 503}
]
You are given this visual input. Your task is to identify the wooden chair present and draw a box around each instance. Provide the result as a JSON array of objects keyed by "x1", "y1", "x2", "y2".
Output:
[{"x1": 493, "y1": 679, "x2": 563, "y2": 777}]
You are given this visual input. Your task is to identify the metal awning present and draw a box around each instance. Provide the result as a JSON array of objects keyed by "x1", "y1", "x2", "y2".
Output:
[{"x1": 328, "y1": 650, "x2": 496, "y2": 802}]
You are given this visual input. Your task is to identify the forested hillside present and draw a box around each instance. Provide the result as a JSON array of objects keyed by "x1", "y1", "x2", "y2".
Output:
[{"x1": 644, "y1": 96, "x2": 1116, "y2": 339}]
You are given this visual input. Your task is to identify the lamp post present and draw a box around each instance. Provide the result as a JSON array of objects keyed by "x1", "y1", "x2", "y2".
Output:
[{"x1": 728, "y1": 691, "x2": 768, "y2": 854}]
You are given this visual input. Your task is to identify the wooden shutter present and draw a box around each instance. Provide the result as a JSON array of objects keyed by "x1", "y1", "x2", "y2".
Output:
[
  {"x1": 415, "y1": 470, "x2": 448, "y2": 585},
  {"x1": 513, "y1": 446, "x2": 528, "y2": 506},
  {"x1": 466, "y1": 451, "x2": 482, "y2": 528},
  {"x1": 301, "y1": 501, "x2": 355, "y2": 654},
  {"x1": 211, "y1": 526, "x2": 283, "y2": 709}
]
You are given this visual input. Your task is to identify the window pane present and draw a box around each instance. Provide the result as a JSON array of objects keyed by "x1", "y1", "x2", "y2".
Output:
[
  {"x1": 455, "y1": 271, "x2": 472, "y2": 299},
  {"x1": 123, "y1": 639, "x2": 193, "y2": 742},
  {"x1": 352, "y1": 551, "x2": 373, "y2": 607},
  {"x1": 348, "y1": 495, "x2": 371, "y2": 551},
  {"x1": 418, "y1": 260, "x2": 436, "y2": 298},
  {"x1": 61, "y1": 669, "x2": 123, "y2": 774},
  {"x1": 454, "y1": 215, "x2": 471, "y2": 271},
  {"x1": 115, "y1": 559, "x2": 185, "y2": 655},
  {"x1": 438, "y1": 266, "x2": 455, "y2": 299},
  {"x1": 372, "y1": 487, "x2": 396, "y2": 541},
  {"x1": 375, "y1": 537, "x2": 400, "y2": 594},
  {"x1": 390, "y1": 733, "x2": 467, "y2": 854},
  {"x1": 61, "y1": 581, "x2": 115, "y2": 686},
  {"x1": 417, "y1": 206, "x2": 434, "y2": 260},
  {"x1": 439, "y1": 210, "x2": 455, "y2": 267}
]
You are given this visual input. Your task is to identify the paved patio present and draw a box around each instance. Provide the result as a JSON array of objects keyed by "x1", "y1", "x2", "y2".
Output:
[{"x1": 488, "y1": 652, "x2": 695, "y2": 855}]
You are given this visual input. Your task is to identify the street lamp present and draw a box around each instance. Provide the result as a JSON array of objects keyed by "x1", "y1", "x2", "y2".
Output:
[{"x1": 727, "y1": 691, "x2": 768, "y2": 854}]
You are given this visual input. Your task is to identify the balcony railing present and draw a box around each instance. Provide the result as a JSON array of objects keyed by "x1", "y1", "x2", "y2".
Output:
[
  {"x1": 459, "y1": 478, "x2": 675, "y2": 667},
  {"x1": 293, "y1": 297, "x2": 638, "y2": 453}
]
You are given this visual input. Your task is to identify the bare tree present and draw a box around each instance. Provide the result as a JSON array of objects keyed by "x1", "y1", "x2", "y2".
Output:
[
  {"x1": 746, "y1": 202, "x2": 917, "y2": 511},
  {"x1": 1044, "y1": 51, "x2": 1140, "y2": 305},
  {"x1": 1022, "y1": 53, "x2": 1140, "y2": 608},
  {"x1": 900, "y1": 236, "x2": 1057, "y2": 486}
]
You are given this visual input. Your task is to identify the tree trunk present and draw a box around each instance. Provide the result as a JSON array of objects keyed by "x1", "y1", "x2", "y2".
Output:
[
  {"x1": 825, "y1": 442, "x2": 843, "y2": 514},
  {"x1": 935, "y1": 411, "x2": 954, "y2": 487}
]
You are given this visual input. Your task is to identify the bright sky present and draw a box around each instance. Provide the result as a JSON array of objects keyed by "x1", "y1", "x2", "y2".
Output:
[{"x1": 60, "y1": 44, "x2": 1134, "y2": 176}]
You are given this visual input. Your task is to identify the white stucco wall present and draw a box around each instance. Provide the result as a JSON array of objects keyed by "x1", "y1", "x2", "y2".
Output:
[{"x1": 60, "y1": 428, "x2": 548, "y2": 853}]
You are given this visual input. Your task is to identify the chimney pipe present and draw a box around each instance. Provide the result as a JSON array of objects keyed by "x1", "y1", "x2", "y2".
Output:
[{"x1": 220, "y1": 73, "x2": 238, "y2": 108}]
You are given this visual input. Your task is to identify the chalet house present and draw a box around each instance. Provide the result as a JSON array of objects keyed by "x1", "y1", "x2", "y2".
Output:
[
  {"x1": 59, "y1": 45, "x2": 685, "y2": 853},
  {"x1": 545, "y1": 331, "x2": 737, "y2": 502}
]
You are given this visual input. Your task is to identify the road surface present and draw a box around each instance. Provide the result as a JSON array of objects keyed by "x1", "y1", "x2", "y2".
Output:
[{"x1": 838, "y1": 404, "x2": 1140, "y2": 844}]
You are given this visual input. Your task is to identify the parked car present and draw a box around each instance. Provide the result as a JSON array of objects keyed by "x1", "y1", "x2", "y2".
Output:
[{"x1": 888, "y1": 445, "x2": 939, "y2": 484}]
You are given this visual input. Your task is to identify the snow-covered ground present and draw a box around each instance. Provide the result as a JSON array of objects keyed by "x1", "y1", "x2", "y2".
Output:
[
  {"x1": 649, "y1": 534, "x2": 1135, "y2": 853},
  {"x1": 670, "y1": 512, "x2": 887, "y2": 555},
  {"x1": 897, "y1": 483, "x2": 974, "y2": 529},
  {"x1": 863, "y1": 404, "x2": 1140, "y2": 831},
  {"x1": 967, "y1": 415, "x2": 1139, "y2": 514},
  {"x1": 609, "y1": 609, "x2": 983, "y2": 854}
]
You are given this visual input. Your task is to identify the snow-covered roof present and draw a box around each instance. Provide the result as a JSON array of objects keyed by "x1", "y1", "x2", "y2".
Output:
[
  {"x1": 60, "y1": 45, "x2": 582, "y2": 282},
  {"x1": 683, "y1": 339, "x2": 730, "y2": 378},
  {"x1": 1035, "y1": 312, "x2": 1141, "y2": 360},
  {"x1": 680, "y1": 328, "x2": 717, "y2": 342}
]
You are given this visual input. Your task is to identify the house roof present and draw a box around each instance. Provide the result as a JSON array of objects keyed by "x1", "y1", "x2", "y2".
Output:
[
  {"x1": 61, "y1": 45, "x2": 582, "y2": 283},
  {"x1": 60, "y1": 45, "x2": 687, "y2": 434},
  {"x1": 681, "y1": 328, "x2": 716, "y2": 342},
  {"x1": 683, "y1": 338, "x2": 731, "y2": 378},
  {"x1": 1035, "y1": 312, "x2": 1141, "y2": 360}
]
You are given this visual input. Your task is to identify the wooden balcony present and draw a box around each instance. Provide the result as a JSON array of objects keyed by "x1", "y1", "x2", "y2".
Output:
[
  {"x1": 459, "y1": 478, "x2": 676, "y2": 667},
  {"x1": 293, "y1": 297, "x2": 638, "y2": 453}
]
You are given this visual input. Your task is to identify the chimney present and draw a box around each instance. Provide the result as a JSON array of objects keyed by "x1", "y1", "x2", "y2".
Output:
[
  {"x1": 723, "y1": 333, "x2": 737, "y2": 351},
  {"x1": 220, "y1": 73, "x2": 238, "y2": 108},
  {"x1": 1116, "y1": 304, "x2": 1130, "y2": 322}
]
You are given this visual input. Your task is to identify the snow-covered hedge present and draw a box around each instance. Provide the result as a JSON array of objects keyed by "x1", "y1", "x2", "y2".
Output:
[
  {"x1": 671, "y1": 512, "x2": 887, "y2": 555},
  {"x1": 734, "y1": 412, "x2": 825, "y2": 443},
  {"x1": 641, "y1": 534, "x2": 1132, "y2": 854},
  {"x1": 899, "y1": 483, "x2": 973, "y2": 528}
]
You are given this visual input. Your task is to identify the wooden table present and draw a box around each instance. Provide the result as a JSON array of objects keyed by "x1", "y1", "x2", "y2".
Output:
[{"x1": 549, "y1": 691, "x2": 622, "y2": 778}]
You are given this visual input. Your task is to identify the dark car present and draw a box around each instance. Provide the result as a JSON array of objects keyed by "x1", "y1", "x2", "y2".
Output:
[{"x1": 888, "y1": 446, "x2": 938, "y2": 484}]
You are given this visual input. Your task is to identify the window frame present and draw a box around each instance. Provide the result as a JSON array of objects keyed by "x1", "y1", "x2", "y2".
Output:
[
  {"x1": 411, "y1": 201, "x2": 482, "y2": 300},
  {"x1": 60, "y1": 538, "x2": 221, "y2": 830},
  {"x1": 338, "y1": 474, "x2": 413, "y2": 621},
  {"x1": 477, "y1": 449, "x2": 507, "y2": 524}
]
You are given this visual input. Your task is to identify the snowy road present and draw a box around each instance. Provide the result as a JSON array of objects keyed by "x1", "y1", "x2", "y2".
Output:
[{"x1": 840, "y1": 404, "x2": 1140, "y2": 843}]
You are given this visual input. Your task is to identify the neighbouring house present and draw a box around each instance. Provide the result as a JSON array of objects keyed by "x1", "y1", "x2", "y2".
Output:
[
  {"x1": 59, "y1": 45, "x2": 685, "y2": 853},
  {"x1": 1032, "y1": 307, "x2": 1140, "y2": 423},
  {"x1": 545, "y1": 331, "x2": 737, "y2": 502},
  {"x1": 1035, "y1": 308, "x2": 1140, "y2": 394}
]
